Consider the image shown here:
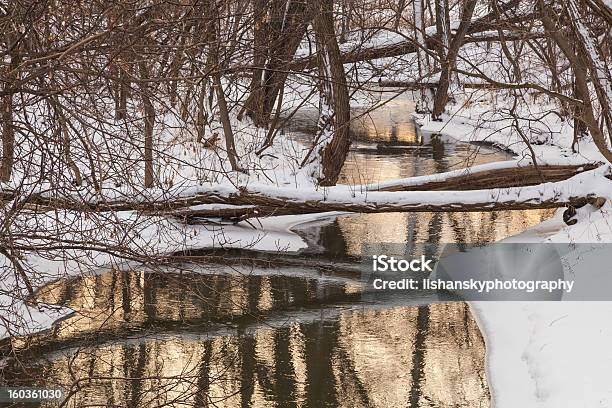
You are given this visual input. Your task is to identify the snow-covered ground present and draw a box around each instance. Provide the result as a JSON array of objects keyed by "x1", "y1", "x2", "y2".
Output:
[
  {"x1": 418, "y1": 90, "x2": 608, "y2": 165},
  {"x1": 421, "y1": 93, "x2": 612, "y2": 407},
  {"x1": 472, "y1": 202, "x2": 612, "y2": 408}
]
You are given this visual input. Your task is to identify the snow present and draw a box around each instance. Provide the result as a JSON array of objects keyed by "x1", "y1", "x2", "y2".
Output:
[
  {"x1": 471, "y1": 300, "x2": 612, "y2": 408},
  {"x1": 246, "y1": 165, "x2": 611, "y2": 209},
  {"x1": 417, "y1": 89, "x2": 609, "y2": 166},
  {"x1": 471, "y1": 202, "x2": 612, "y2": 407}
]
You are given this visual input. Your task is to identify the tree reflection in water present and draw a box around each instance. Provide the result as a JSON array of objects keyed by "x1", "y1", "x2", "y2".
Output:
[{"x1": 2, "y1": 273, "x2": 490, "y2": 408}]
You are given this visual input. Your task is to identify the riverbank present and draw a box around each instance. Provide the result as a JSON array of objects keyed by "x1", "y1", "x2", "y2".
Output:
[
  {"x1": 417, "y1": 90, "x2": 609, "y2": 166},
  {"x1": 471, "y1": 202, "x2": 612, "y2": 408},
  {"x1": 419, "y1": 93, "x2": 612, "y2": 407}
]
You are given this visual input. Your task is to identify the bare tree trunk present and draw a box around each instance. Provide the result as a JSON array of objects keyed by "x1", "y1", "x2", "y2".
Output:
[
  {"x1": 49, "y1": 97, "x2": 83, "y2": 186},
  {"x1": 339, "y1": 0, "x2": 352, "y2": 43},
  {"x1": 213, "y1": 73, "x2": 241, "y2": 172},
  {"x1": 394, "y1": 0, "x2": 406, "y2": 30},
  {"x1": 242, "y1": 0, "x2": 313, "y2": 127},
  {"x1": 196, "y1": 85, "x2": 208, "y2": 143},
  {"x1": 433, "y1": 0, "x2": 451, "y2": 66},
  {"x1": 414, "y1": 0, "x2": 427, "y2": 75},
  {"x1": 572, "y1": 66, "x2": 588, "y2": 152},
  {"x1": 117, "y1": 69, "x2": 129, "y2": 121},
  {"x1": 492, "y1": 0, "x2": 522, "y2": 82},
  {"x1": 138, "y1": 61, "x2": 156, "y2": 188},
  {"x1": 432, "y1": 0, "x2": 477, "y2": 119},
  {"x1": 108, "y1": 9, "x2": 130, "y2": 121},
  {"x1": 207, "y1": 0, "x2": 241, "y2": 172},
  {"x1": 568, "y1": 0, "x2": 612, "y2": 140},
  {"x1": 1, "y1": 33, "x2": 19, "y2": 183},
  {"x1": 0, "y1": 93, "x2": 14, "y2": 183},
  {"x1": 310, "y1": 0, "x2": 351, "y2": 186},
  {"x1": 413, "y1": 0, "x2": 433, "y2": 113},
  {"x1": 239, "y1": 0, "x2": 269, "y2": 123}
]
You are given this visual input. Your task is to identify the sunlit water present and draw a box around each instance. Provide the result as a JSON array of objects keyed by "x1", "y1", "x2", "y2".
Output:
[{"x1": 0, "y1": 89, "x2": 553, "y2": 408}]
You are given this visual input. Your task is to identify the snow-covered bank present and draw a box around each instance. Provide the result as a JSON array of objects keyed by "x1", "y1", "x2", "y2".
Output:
[
  {"x1": 0, "y1": 210, "x2": 340, "y2": 340},
  {"x1": 471, "y1": 202, "x2": 612, "y2": 407},
  {"x1": 418, "y1": 91, "x2": 609, "y2": 166},
  {"x1": 473, "y1": 299, "x2": 612, "y2": 408},
  {"x1": 419, "y1": 91, "x2": 612, "y2": 407}
]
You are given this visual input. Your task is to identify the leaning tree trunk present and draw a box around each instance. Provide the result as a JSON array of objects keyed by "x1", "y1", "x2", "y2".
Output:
[
  {"x1": 568, "y1": 0, "x2": 612, "y2": 145},
  {"x1": 49, "y1": 97, "x2": 82, "y2": 186},
  {"x1": 539, "y1": 0, "x2": 612, "y2": 163},
  {"x1": 572, "y1": 68, "x2": 588, "y2": 152},
  {"x1": 310, "y1": 0, "x2": 351, "y2": 186},
  {"x1": 213, "y1": 73, "x2": 241, "y2": 172}
]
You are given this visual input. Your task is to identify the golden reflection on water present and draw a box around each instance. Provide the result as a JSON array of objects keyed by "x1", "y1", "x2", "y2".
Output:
[
  {"x1": 332, "y1": 120, "x2": 555, "y2": 256},
  {"x1": 330, "y1": 209, "x2": 554, "y2": 258},
  {"x1": 32, "y1": 271, "x2": 357, "y2": 342},
  {"x1": 351, "y1": 96, "x2": 419, "y2": 143},
  {"x1": 30, "y1": 304, "x2": 487, "y2": 408}
]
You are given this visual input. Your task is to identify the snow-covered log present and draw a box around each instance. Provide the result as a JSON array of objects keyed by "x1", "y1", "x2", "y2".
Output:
[
  {"x1": 289, "y1": 10, "x2": 541, "y2": 71},
  {"x1": 174, "y1": 165, "x2": 609, "y2": 220},
  {"x1": 176, "y1": 193, "x2": 592, "y2": 221},
  {"x1": 0, "y1": 163, "x2": 602, "y2": 217},
  {"x1": 370, "y1": 163, "x2": 600, "y2": 192}
]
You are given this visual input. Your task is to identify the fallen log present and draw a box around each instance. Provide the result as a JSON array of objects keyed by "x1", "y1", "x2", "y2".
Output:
[
  {"x1": 281, "y1": 1, "x2": 537, "y2": 72},
  {"x1": 376, "y1": 80, "x2": 515, "y2": 90},
  {"x1": 1, "y1": 163, "x2": 602, "y2": 218},
  {"x1": 289, "y1": 31, "x2": 545, "y2": 71},
  {"x1": 0, "y1": 188, "x2": 234, "y2": 212},
  {"x1": 288, "y1": 7, "x2": 542, "y2": 71},
  {"x1": 376, "y1": 80, "x2": 438, "y2": 89},
  {"x1": 372, "y1": 163, "x2": 601, "y2": 192},
  {"x1": 176, "y1": 164, "x2": 609, "y2": 221},
  {"x1": 179, "y1": 196, "x2": 591, "y2": 221}
]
